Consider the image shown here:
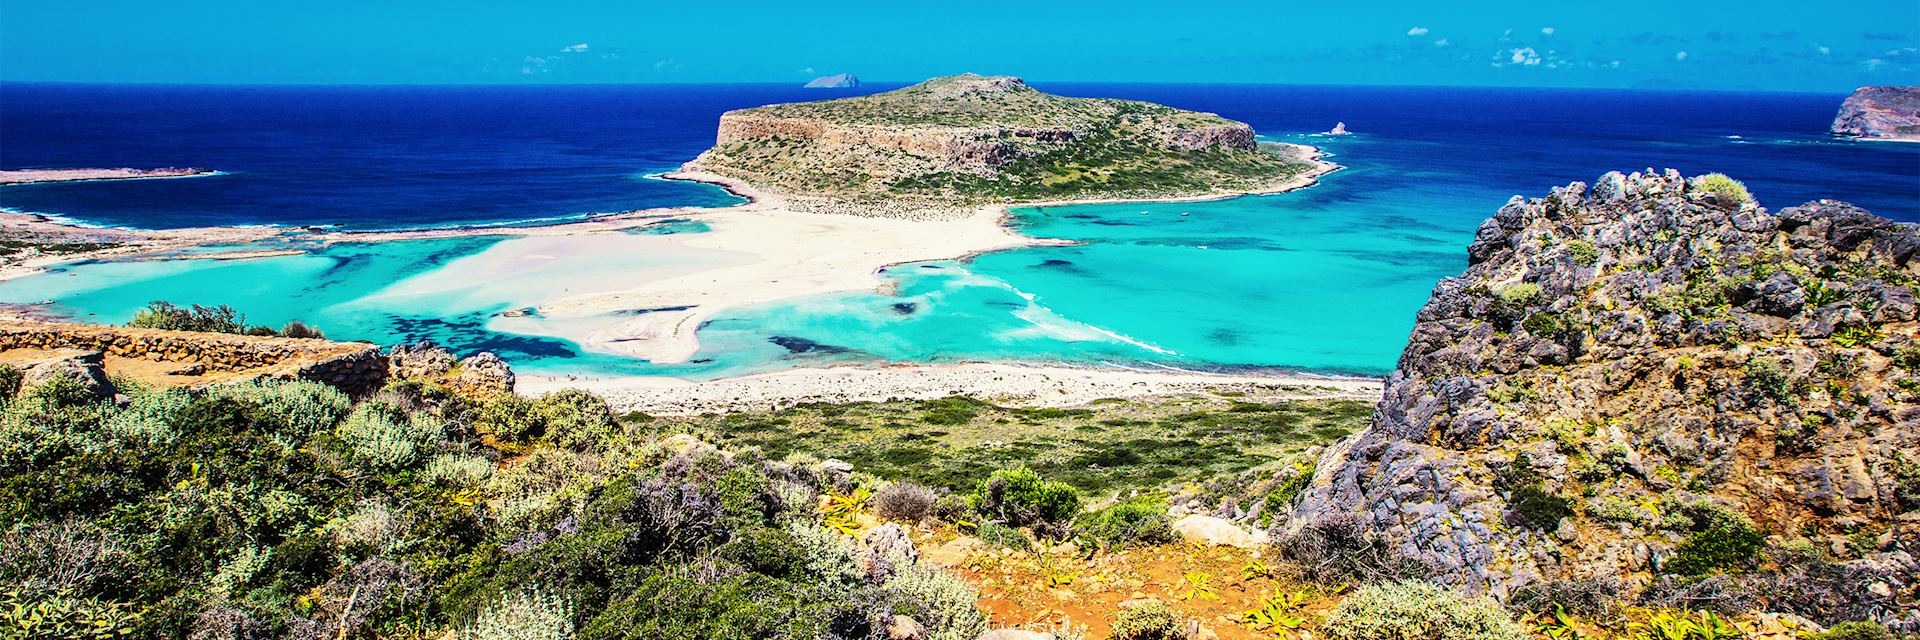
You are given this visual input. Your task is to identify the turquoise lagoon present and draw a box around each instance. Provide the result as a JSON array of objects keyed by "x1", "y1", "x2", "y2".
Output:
[
  {"x1": 5, "y1": 84, "x2": 1916, "y2": 380},
  {"x1": 0, "y1": 144, "x2": 1465, "y2": 380}
]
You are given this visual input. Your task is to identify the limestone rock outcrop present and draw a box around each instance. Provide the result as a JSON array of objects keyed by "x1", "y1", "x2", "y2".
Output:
[
  {"x1": 1283, "y1": 170, "x2": 1918, "y2": 615},
  {"x1": 1831, "y1": 86, "x2": 1920, "y2": 141},
  {"x1": 684, "y1": 74, "x2": 1322, "y2": 218},
  {"x1": 18, "y1": 350, "x2": 116, "y2": 401}
]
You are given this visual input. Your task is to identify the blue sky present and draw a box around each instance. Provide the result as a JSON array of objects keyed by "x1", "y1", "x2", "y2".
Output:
[{"x1": 1, "y1": 0, "x2": 1915, "y2": 91}]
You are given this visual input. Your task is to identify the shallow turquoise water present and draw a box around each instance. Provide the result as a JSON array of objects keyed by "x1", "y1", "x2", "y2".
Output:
[{"x1": 4, "y1": 84, "x2": 1916, "y2": 380}]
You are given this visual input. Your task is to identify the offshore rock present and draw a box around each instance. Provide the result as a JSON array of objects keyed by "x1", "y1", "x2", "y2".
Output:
[
  {"x1": 1831, "y1": 86, "x2": 1920, "y2": 141},
  {"x1": 1284, "y1": 169, "x2": 1919, "y2": 600},
  {"x1": 804, "y1": 73, "x2": 860, "y2": 88}
]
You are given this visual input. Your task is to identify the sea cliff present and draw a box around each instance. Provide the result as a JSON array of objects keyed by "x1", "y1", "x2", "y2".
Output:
[
  {"x1": 1831, "y1": 86, "x2": 1920, "y2": 141},
  {"x1": 1283, "y1": 169, "x2": 1918, "y2": 627}
]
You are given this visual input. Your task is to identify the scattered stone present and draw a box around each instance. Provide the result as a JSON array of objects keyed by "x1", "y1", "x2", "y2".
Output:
[
  {"x1": 976, "y1": 630, "x2": 1053, "y2": 640},
  {"x1": 386, "y1": 341, "x2": 454, "y2": 378},
  {"x1": 453, "y1": 352, "x2": 514, "y2": 395},
  {"x1": 887, "y1": 614, "x2": 925, "y2": 640},
  {"x1": 924, "y1": 536, "x2": 983, "y2": 568},
  {"x1": 1171, "y1": 514, "x2": 1262, "y2": 548},
  {"x1": 19, "y1": 350, "x2": 115, "y2": 402}
]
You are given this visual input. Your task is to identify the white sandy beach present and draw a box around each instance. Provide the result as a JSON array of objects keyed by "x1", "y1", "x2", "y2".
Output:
[
  {"x1": 518, "y1": 361, "x2": 1383, "y2": 415},
  {"x1": 5, "y1": 153, "x2": 1349, "y2": 403}
]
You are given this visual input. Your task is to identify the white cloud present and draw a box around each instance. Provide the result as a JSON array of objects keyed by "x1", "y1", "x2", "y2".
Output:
[
  {"x1": 1500, "y1": 28, "x2": 1514, "y2": 42},
  {"x1": 799, "y1": 66, "x2": 816, "y2": 74},
  {"x1": 1817, "y1": 45, "x2": 1831, "y2": 55},
  {"x1": 654, "y1": 58, "x2": 679, "y2": 72},
  {"x1": 1865, "y1": 58, "x2": 1887, "y2": 70},
  {"x1": 1434, "y1": 38, "x2": 1451, "y2": 47},
  {"x1": 1540, "y1": 27, "x2": 1555, "y2": 36},
  {"x1": 1675, "y1": 51, "x2": 1689, "y2": 61},
  {"x1": 561, "y1": 43, "x2": 588, "y2": 53},
  {"x1": 1510, "y1": 47, "x2": 1542, "y2": 66},
  {"x1": 1407, "y1": 26, "x2": 1429, "y2": 36},
  {"x1": 1609, "y1": 60, "x2": 1622, "y2": 68}
]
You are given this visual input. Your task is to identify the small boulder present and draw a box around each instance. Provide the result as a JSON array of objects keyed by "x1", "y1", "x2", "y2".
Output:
[
  {"x1": 924, "y1": 536, "x2": 983, "y2": 568},
  {"x1": 887, "y1": 615, "x2": 925, "y2": 640},
  {"x1": 387, "y1": 341, "x2": 455, "y2": 378},
  {"x1": 454, "y1": 352, "x2": 514, "y2": 395},
  {"x1": 1171, "y1": 514, "x2": 1262, "y2": 548},
  {"x1": 864, "y1": 523, "x2": 919, "y2": 564},
  {"x1": 19, "y1": 351, "x2": 115, "y2": 402}
]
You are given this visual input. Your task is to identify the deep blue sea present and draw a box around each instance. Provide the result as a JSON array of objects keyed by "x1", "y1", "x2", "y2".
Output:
[{"x1": 2, "y1": 83, "x2": 1916, "y2": 378}]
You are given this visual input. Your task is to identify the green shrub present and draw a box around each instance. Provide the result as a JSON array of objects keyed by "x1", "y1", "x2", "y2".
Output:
[
  {"x1": 1508, "y1": 485, "x2": 1572, "y2": 530},
  {"x1": 0, "y1": 364, "x2": 20, "y2": 404},
  {"x1": 472, "y1": 394, "x2": 542, "y2": 441},
  {"x1": 1261, "y1": 462, "x2": 1316, "y2": 526},
  {"x1": 336, "y1": 401, "x2": 444, "y2": 470},
  {"x1": 1320, "y1": 580, "x2": 1526, "y2": 640},
  {"x1": 921, "y1": 396, "x2": 986, "y2": 425},
  {"x1": 973, "y1": 466, "x2": 1080, "y2": 529},
  {"x1": 1078, "y1": 495, "x2": 1174, "y2": 549},
  {"x1": 462, "y1": 588, "x2": 574, "y2": 640},
  {"x1": 880, "y1": 560, "x2": 989, "y2": 640},
  {"x1": 536, "y1": 389, "x2": 618, "y2": 451},
  {"x1": 1566, "y1": 240, "x2": 1600, "y2": 267},
  {"x1": 1693, "y1": 173, "x2": 1752, "y2": 205},
  {"x1": 1814, "y1": 621, "x2": 1895, "y2": 640},
  {"x1": 127, "y1": 301, "x2": 323, "y2": 338},
  {"x1": 422, "y1": 453, "x2": 494, "y2": 485},
  {"x1": 1498, "y1": 283, "x2": 1544, "y2": 307},
  {"x1": 1521, "y1": 311, "x2": 1573, "y2": 339},
  {"x1": 1893, "y1": 344, "x2": 1920, "y2": 371},
  {"x1": 975, "y1": 522, "x2": 1032, "y2": 551},
  {"x1": 1663, "y1": 502, "x2": 1765, "y2": 576},
  {"x1": 212, "y1": 378, "x2": 351, "y2": 442},
  {"x1": 1744, "y1": 356, "x2": 1804, "y2": 406},
  {"x1": 103, "y1": 386, "x2": 192, "y2": 447},
  {"x1": 1109, "y1": 600, "x2": 1183, "y2": 640}
]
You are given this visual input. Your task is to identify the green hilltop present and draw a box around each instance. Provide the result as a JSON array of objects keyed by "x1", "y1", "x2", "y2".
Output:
[{"x1": 685, "y1": 74, "x2": 1323, "y2": 214}]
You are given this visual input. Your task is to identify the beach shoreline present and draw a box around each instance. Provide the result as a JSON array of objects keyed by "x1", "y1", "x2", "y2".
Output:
[
  {"x1": 518, "y1": 360, "x2": 1384, "y2": 415},
  {"x1": 1, "y1": 144, "x2": 1344, "y2": 394}
]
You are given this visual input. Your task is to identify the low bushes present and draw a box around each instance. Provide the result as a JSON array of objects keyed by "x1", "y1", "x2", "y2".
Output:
[
  {"x1": 1078, "y1": 495, "x2": 1175, "y2": 550},
  {"x1": 1319, "y1": 580, "x2": 1526, "y2": 640},
  {"x1": 973, "y1": 466, "x2": 1080, "y2": 532},
  {"x1": 1109, "y1": 600, "x2": 1184, "y2": 640},
  {"x1": 127, "y1": 300, "x2": 324, "y2": 339},
  {"x1": 873, "y1": 481, "x2": 937, "y2": 523},
  {"x1": 1663, "y1": 502, "x2": 1765, "y2": 576}
]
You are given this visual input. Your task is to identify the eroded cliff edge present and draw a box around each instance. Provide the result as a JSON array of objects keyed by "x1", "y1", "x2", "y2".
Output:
[
  {"x1": 1283, "y1": 169, "x2": 1918, "y2": 621},
  {"x1": 1831, "y1": 86, "x2": 1920, "y2": 141}
]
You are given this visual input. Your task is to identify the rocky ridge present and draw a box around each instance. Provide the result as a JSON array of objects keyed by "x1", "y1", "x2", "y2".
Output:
[
  {"x1": 1283, "y1": 170, "x2": 1918, "y2": 624},
  {"x1": 1831, "y1": 86, "x2": 1920, "y2": 141},
  {"x1": 683, "y1": 74, "x2": 1321, "y2": 218}
]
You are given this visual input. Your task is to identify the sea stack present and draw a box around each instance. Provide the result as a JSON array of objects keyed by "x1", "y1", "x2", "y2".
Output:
[
  {"x1": 1830, "y1": 86, "x2": 1920, "y2": 141},
  {"x1": 1328, "y1": 122, "x2": 1349, "y2": 135},
  {"x1": 803, "y1": 73, "x2": 860, "y2": 89}
]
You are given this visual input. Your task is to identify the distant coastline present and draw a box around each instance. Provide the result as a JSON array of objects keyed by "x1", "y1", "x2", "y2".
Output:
[{"x1": 0, "y1": 167, "x2": 222, "y2": 186}]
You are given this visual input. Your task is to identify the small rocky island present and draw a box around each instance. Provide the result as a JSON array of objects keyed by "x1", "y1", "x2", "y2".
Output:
[
  {"x1": 803, "y1": 72, "x2": 860, "y2": 88},
  {"x1": 1830, "y1": 86, "x2": 1920, "y2": 141},
  {"x1": 682, "y1": 73, "x2": 1325, "y2": 217}
]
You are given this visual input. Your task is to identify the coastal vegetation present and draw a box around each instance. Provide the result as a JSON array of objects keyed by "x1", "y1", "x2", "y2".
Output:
[{"x1": 128, "y1": 301, "x2": 326, "y2": 340}]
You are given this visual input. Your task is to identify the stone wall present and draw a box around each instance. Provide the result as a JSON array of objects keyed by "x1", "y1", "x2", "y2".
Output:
[{"x1": 0, "y1": 320, "x2": 389, "y2": 394}]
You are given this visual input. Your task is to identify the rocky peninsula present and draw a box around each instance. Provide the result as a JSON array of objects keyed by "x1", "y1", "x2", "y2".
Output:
[
  {"x1": 681, "y1": 73, "x2": 1329, "y2": 219},
  {"x1": 1282, "y1": 169, "x2": 1918, "y2": 627},
  {"x1": 1831, "y1": 86, "x2": 1920, "y2": 141}
]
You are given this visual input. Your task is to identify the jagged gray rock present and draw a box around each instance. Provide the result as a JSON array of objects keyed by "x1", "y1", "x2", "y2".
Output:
[
  {"x1": 1283, "y1": 170, "x2": 1919, "y2": 603},
  {"x1": 454, "y1": 352, "x2": 515, "y2": 396},
  {"x1": 18, "y1": 350, "x2": 116, "y2": 402},
  {"x1": 1831, "y1": 86, "x2": 1920, "y2": 141}
]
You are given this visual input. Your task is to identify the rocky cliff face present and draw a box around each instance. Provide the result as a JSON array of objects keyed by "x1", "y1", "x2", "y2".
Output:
[
  {"x1": 1284, "y1": 170, "x2": 1918, "y2": 613},
  {"x1": 683, "y1": 74, "x2": 1316, "y2": 217},
  {"x1": 1831, "y1": 86, "x2": 1920, "y2": 140}
]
